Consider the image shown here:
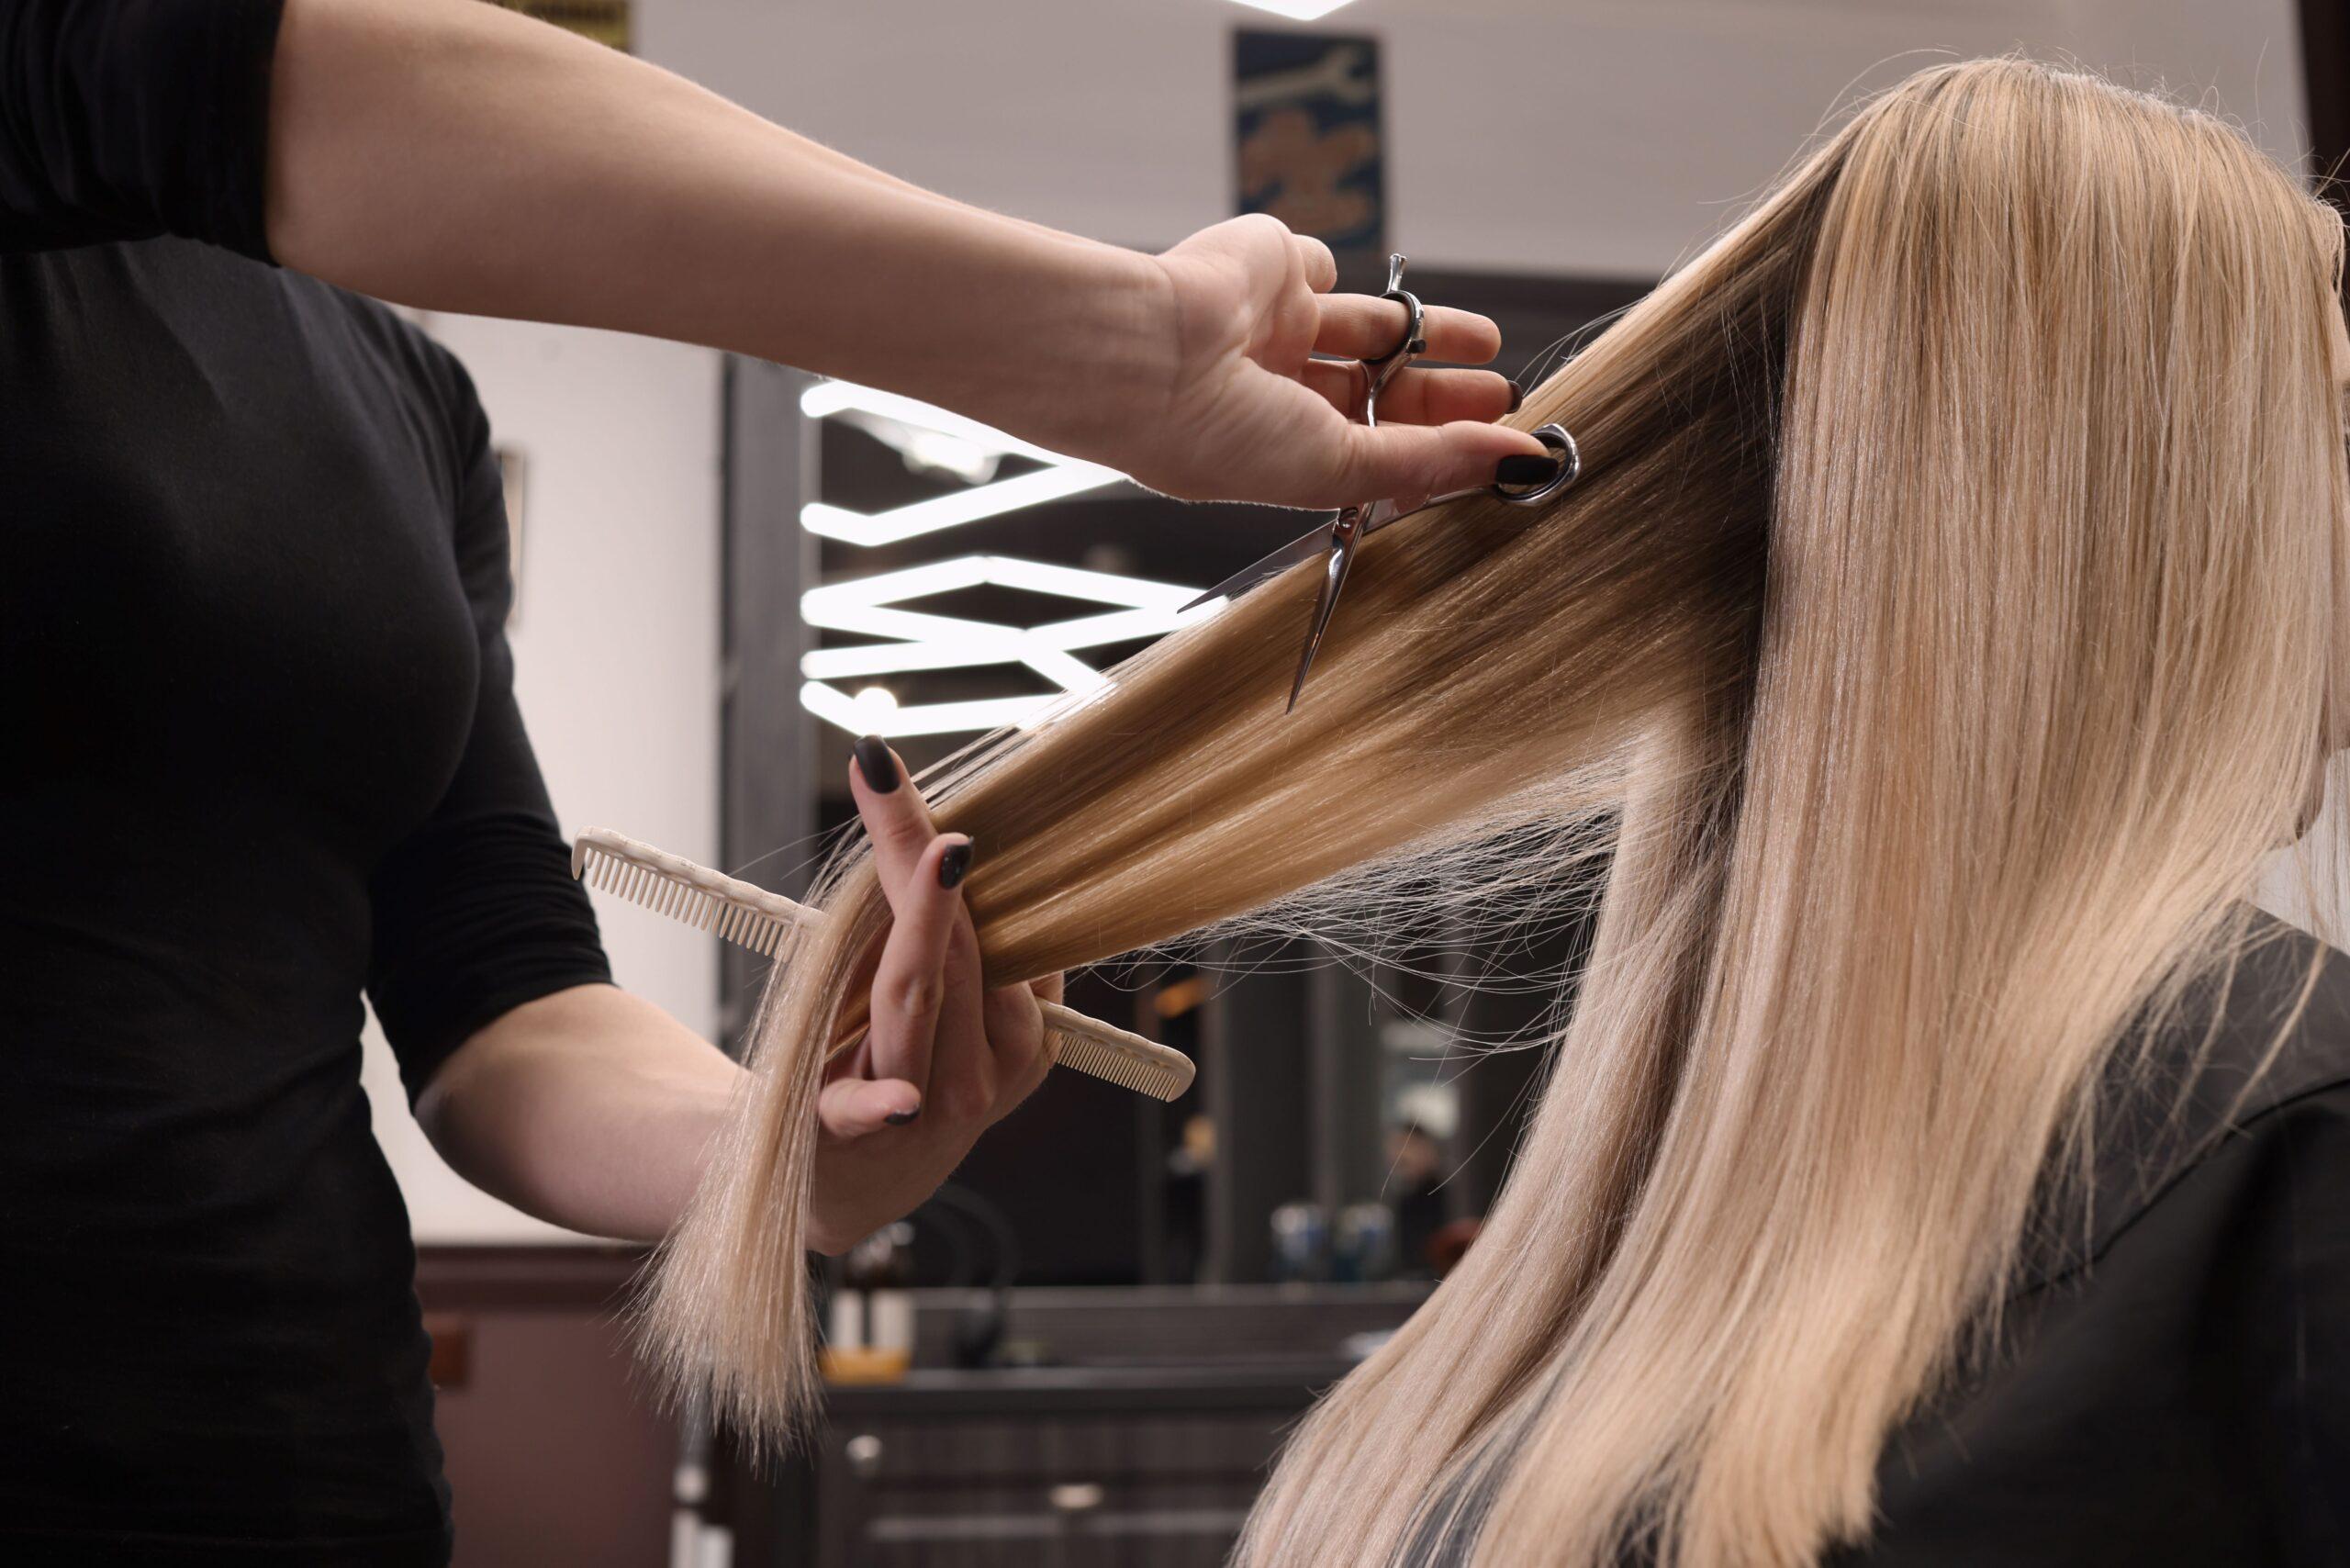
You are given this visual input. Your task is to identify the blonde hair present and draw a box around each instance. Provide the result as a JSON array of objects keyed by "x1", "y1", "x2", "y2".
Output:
[{"x1": 646, "y1": 59, "x2": 2350, "y2": 1565}]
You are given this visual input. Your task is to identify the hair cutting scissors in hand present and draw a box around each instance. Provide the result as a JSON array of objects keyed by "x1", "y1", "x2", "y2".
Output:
[{"x1": 1181, "y1": 253, "x2": 1583, "y2": 711}]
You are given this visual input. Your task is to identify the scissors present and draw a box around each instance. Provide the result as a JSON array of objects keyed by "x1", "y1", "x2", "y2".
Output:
[{"x1": 1181, "y1": 253, "x2": 1583, "y2": 711}]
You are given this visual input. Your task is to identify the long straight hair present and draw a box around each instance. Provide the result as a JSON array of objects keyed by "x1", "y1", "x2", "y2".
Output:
[{"x1": 645, "y1": 60, "x2": 2350, "y2": 1564}]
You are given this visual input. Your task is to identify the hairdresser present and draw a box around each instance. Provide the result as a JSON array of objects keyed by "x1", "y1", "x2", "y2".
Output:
[{"x1": 0, "y1": 0, "x2": 1551, "y2": 1562}]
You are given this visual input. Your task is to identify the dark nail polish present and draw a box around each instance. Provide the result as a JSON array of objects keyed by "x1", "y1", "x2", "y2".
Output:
[
  {"x1": 854, "y1": 734, "x2": 901, "y2": 793},
  {"x1": 885, "y1": 1107, "x2": 919, "y2": 1126},
  {"x1": 1495, "y1": 453, "x2": 1562, "y2": 487},
  {"x1": 1505, "y1": 378, "x2": 1525, "y2": 415},
  {"x1": 938, "y1": 841, "x2": 974, "y2": 890}
]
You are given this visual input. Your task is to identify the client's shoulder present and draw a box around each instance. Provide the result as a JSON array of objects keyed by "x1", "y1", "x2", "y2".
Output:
[
  {"x1": 2187, "y1": 906, "x2": 2350, "y2": 1113},
  {"x1": 2020, "y1": 910, "x2": 2350, "y2": 1293}
]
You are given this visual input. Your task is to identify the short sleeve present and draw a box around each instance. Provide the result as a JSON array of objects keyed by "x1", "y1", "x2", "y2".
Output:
[
  {"x1": 0, "y1": 0, "x2": 285, "y2": 257},
  {"x1": 365, "y1": 346, "x2": 613, "y2": 1106}
]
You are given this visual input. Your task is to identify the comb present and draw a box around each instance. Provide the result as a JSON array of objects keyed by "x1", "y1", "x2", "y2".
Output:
[{"x1": 571, "y1": 827, "x2": 1195, "y2": 1102}]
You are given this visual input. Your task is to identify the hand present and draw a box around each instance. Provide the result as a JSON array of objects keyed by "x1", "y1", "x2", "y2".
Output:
[
  {"x1": 805, "y1": 739, "x2": 1064, "y2": 1255},
  {"x1": 1124, "y1": 214, "x2": 1548, "y2": 508}
]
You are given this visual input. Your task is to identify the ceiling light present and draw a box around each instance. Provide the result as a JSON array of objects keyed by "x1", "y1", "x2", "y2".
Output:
[{"x1": 1225, "y1": 0, "x2": 1360, "y2": 21}]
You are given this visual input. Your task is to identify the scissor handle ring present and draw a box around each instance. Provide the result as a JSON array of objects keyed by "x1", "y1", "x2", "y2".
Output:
[
  {"x1": 1356, "y1": 253, "x2": 1427, "y2": 426},
  {"x1": 1494, "y1": 423, "x2": 1581, "y2": 508},
  {"x1": 1371, "y1": 292, "x2": 1426, "y2": 365},
  {"x1": 1358, "y1": 298, "x2": 1426, "y2": 426}
]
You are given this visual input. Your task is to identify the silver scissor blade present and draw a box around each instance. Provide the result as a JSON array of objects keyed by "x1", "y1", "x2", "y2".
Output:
[
  {"x1": 1179, "y1": 518, "x2": 1338, "y2": 612},
  {"x1": 1286, "y1": 530, "x2": 1360, "y2": 711}
]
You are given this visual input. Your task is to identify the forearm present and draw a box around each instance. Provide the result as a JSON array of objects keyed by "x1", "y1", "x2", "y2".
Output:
[
  {"x1": 415, "y1": 983, "x2": 741, "y2": 1242},
  {"x1": 265, "y1": 0, "x2": 1169, "y2": 461}
]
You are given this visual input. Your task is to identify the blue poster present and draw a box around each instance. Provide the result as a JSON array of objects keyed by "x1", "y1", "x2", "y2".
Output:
[{"x1": 1234, "y1": 30, "x2": 1386, "y2": 254}]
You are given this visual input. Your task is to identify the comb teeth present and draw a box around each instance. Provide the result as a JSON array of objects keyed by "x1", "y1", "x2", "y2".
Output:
[
  {"x1": 1050, "y1": 1031, "x2": 1188, "y2": 1101},
  {"x1": 575, "y1": 839, "x2": 796, "y2": 958},
  {"x1": 570, "y1": 826, "x2": 1195, "y2": 1103}
]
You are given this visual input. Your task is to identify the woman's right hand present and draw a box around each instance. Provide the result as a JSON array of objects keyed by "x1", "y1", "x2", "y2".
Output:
[{"x1": 1123, "y1": 215, "x2": 1548, "y2": 509}]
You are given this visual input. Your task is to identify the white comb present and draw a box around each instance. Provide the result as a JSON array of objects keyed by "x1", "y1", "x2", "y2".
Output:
[{"x1": 571, "y1": 827, "x2": 1195, "y2": 1102}]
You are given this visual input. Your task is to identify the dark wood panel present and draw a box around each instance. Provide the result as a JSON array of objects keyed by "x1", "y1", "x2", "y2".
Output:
[
  {"x1": 415, "y1": 1246, "x2": 677, "y2": 1568},
  {"x1": 414, "y1": 1242, "x2": 647, "y2": 1311}
]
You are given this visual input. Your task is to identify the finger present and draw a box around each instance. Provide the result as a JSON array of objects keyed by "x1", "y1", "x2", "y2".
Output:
[
  {"x1": 920, "y1": 897, "x2": 999, "y2": 1125},
  {"x1": 980, "y1": 980, "x2": 1049, "y2": 1116},
  {"x1": 1292, "y1": 233, "x2": 1337, "y2": 294},
  {"x1": 848, "y1": 735, "x2": 942, "y2": 902},
  {"x1": 1332, "y1": 418, "x2": 1551, "y2": 508},
  {"x1": 1029, "y1": 971, "x2": 1066, "y2": 1007},
  {"x1": 817, "y1": 1074, "x2": 923, "y2": 1140},
  {"x1": 1314, "y1": 297, "x2": 1505, "y2": 366},
  {"x1": 826, "y1": 934, "x2": 886, "y2": 1078},
  {"x1": 1301, "y1": 362, "x2": 1519, "y2": 427},
  {"x1": 822, "y1": 1023, "x2": 874, "y2": 1083},
  {"x1": 864, "y1": 834, "x2": 972, "y2": 1104}
]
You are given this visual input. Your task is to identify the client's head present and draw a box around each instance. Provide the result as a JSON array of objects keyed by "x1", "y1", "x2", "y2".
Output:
[{"x1": 649, "y1": 57, "x2": 2349, "y2": 1568}]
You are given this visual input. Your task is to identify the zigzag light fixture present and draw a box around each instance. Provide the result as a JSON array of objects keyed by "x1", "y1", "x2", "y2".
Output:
[{"x1": 798, "y1": 383, "x2": 1225, "y2": 738}]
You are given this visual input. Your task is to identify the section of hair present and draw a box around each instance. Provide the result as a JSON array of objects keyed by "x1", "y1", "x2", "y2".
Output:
[{"x1": 643, "y1": 57, "x2": 2350, "y2": 1565}]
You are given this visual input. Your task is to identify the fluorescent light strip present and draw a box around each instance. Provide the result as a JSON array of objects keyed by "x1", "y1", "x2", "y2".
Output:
[
  {"x1": 800, "y1": 680, "x2": 1052, "y2": 738},
  {"x1": 799, "y1": 384, "x2": 1223, "y2": 738},
  {"x1": 804, "y1": 554, "x2": 996, "y2": 606},
  {"x1": 803, "y1": 638, "x2": 1022, "y2": 679},
  {"x1": 801, "y1": 554, "x2": 1202, "y2": 615},
  {"x1": 982, "y1": 556, "x2": 1197, "y2": 610},
  {"x1": 802, "y1": 464, "x2": 1120, "y2": 547},
  {"x1": 800, "y1": 382, "x2": 1079, "y2": 469},
  {"x1": 1022, "y1": 647, "x2": 1111, "y2": 696},
  {"x1": 798, "y1": 554, "x2": 1226, "y2": 697},
  {"x1": 1028, "y1": 602, "x2": 1225, "y2": 650},
  {"x1": 800, "y1": 611, "x2": 1222, "y2": 681}
]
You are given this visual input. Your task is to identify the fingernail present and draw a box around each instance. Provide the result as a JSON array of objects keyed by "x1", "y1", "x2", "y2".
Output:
[
  {"x1": 1505, "y1": 378, "x2": 1525, "y2": 415},
  {"x1": 854, "y1": 734, "x2": 901, "y2": 793},
  {"x1": 1495, "y1": 453, "x2": 1562, "y2": 487},
  {"x1": 885, "y1": 1105, "x2": 920, "y2": 1126},
  {"x1": 938, "y1": 841, "x2": 974, "y2": 890}
]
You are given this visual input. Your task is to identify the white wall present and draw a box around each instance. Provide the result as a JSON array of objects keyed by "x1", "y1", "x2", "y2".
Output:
[
  {"x1": 361, "y1": 318, "x2": 722, "y2": 1244},
  {"x1": 368, "y1": 0, "x2": 2320, "y2": 1238},
  {"x1": 643, "y1": 0, "x2": 2310, "y2": 277}
]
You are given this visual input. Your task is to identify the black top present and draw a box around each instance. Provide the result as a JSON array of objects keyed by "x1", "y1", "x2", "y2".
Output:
[
  {"x1": 1840, "y1": 923, "x2": 2350, "y2": 1566},
  {"x1": 1, "y1": 2, "x2": 611, "y2": 1562},
  {"x1": 1421, "y1": 919, "x2": 2350, "y2": 1567}
]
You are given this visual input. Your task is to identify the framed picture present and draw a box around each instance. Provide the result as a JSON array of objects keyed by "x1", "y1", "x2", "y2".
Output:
[{"x1": 1235, "y1": 29, "x2": 1387, "y2": 255}]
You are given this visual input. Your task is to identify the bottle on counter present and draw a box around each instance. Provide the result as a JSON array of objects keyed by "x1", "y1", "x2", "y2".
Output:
[{"x1": 820, "y1": 1221, "x2": 916, "y2": 1384}]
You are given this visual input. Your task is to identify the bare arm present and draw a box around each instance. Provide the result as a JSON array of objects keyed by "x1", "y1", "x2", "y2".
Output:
[
  {"x1": 414, "y1": 751, "x2": 1053, "y2": 1250},
  {"x1": 413, "y1": 984, "x2": 737, "y2": 1243},
  {"x1": 264, "y1": 0, "x2": 1543, "y2": 507}
]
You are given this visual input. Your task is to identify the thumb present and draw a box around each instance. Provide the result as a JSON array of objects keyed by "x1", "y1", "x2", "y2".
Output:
[
  {"x1": 1334, "y1": 419, "x2": 1549, "y2": 509},
  {"x1": 819, "y1": 1075, "x2": 924, "y2": 1141}
]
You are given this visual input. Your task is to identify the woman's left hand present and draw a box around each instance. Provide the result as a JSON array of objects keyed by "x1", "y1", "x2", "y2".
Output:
[{"x1": 804, "y1": 740, "x2": 1062, "y2": 1255}]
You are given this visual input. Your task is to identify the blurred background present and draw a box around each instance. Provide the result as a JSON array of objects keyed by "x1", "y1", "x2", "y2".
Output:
[{"x1": 361, "y1": 2, "x2": 2348, "y2": 1562}]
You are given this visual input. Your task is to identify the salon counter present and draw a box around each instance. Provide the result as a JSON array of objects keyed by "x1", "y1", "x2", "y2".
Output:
[
  {"x1": 787, "y1": 1283, "x2": 1431, "y2": 1568},
  {"x1": 824, "y1": 1360, "x2": 1360, "y2": 1417}
]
